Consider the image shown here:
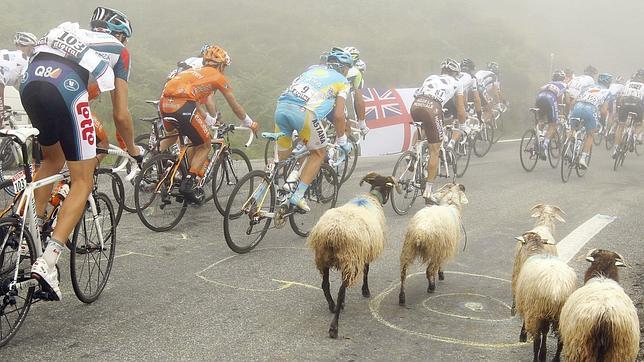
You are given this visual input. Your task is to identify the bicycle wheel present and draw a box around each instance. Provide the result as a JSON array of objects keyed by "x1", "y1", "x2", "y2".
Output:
[
  {"x1": 290, "y1": 163, "x2": 339, "y2": 237},
  {"x1": 223, "y1": 170, "x2": 275, "y2": 253},
  {"x1": 0, "y1": 139, "x2": 20, "y2": 182},
  {"x1": 605, "y1": 125, "x2": 616, "y2": 150},
  {"x1": 576, "y1": 147, "x2": 591, "y2": 177},
  {"x1": 134, "y1": 153, "x2": 188, "y2": 232},
  {"x1": 454, "y1": 139, "x2": 471, "y2": 178},
  {"x1": 0, "y1": 217, "x2": 36, "y2": 347},
  {"x1": 95, "y1": 168, "x2": 124, "y2": 226},
  {"x1": 341, "y1": 134, "x2": 359, "y2": 184},
  {"x1": 390, "y1": 151, "x2": 420, "y2": 215},
  {"x1": 444, "y1": 148, "x2": 458, "y2": 181},
  {"x1": 519, "y1": 129, "x2": 538, "y2": 172},
  {"x1": 634, "y1": 137, "x2": 642, "y2": 156},
  {"x1": 70, "y1": 192, "x2": 116, "y2": 303},
  {"x1": 560, "y1": 140, "x2": 574, "y2": 183},
  {"x1": 213, "y1": 148, "x2": 252, "y2": 216},
  {"x1": 263, "y1": 139, "x2": 275, "y2": 165},
  {"x1": 593, "y1": 124, "x2": 603, "y2": 146},
  {"x1": 473, "y1": 123, "x2": 494, "y2": 157},
  {"x1": 492, "y1": 113, "x2": 503, "y2": 143},
  {"x1": 0, "y1": 180, "x2": 16, "y2": 217},
  {"x1": 547, "y1": 130, "x2": 562, "y2": 168}
]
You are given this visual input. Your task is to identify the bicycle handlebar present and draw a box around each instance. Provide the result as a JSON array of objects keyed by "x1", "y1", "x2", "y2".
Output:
[
  {"x1": 217, "y1": 124, "x2": 255, "y2": 148},
  {"x1": 97, "y1": 146, "x2": 140, "y2": 182}
]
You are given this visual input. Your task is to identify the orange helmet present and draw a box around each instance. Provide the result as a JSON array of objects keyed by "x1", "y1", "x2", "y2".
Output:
[{"x1": 203, "y1": 45, "x2": 231, "y2": 66}]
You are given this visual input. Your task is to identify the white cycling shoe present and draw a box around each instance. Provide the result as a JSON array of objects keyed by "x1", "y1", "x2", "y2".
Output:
[
  {"x1": 31, "y1": 257, "x2": 61, "y2": 301},
  {"x1": 290, "y1": 198, "x2": 311, "y2": 213},
  {"x1": 579, "y1": 156, "x2": 589, "y2": 170}
]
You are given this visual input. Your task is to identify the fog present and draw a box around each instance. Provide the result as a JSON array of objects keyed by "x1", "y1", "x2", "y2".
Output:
[{"x1": 2, "y1": 0, "x2": 643, "y2": 136}]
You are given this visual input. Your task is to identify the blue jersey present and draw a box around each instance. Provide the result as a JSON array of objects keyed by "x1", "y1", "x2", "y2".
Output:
[
  {"x1": 577, "y1": 84, "x2": 611, "y2": 108},
  {"x1": 278, "y1": 65, "x2": 350, "y2": 120},
  {"x1": 539, "y1": 81, "x2": 566, "y2": 98}
]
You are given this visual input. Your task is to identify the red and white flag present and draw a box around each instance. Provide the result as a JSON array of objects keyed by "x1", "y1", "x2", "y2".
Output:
[{"x1": 361, "y1": 88, "x2": 416, "y2": 156}]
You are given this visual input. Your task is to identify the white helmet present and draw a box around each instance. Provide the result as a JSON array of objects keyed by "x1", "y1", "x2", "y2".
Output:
[
  {"x1": 355, "y1": 59, "x2": 366, "y2": 73},
  {"x1": 343, "y1": 46, "x2": 360, "y2": 62},
  {"x1": 440, "y1": 58, "x2": 461, "y2": 74},
  {"x1": 14, "y1": 32, "x2": 38, "y2": 47}
]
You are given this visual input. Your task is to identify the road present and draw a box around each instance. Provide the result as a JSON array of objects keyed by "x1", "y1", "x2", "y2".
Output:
[{"x1": 3, "y1": 138, "x2": 643, "y2": 361}]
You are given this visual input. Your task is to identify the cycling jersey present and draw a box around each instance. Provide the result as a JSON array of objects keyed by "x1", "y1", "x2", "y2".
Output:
[
  {"x1": 539, "y1": 81, "x2": 567, "y2": 98},
  {"x1": 161, "y1": 66, "x2": 231, "y2": 106},
  {"x1": 414, "y1": 74, "x2": 463, "y2": 106},
  {"x1": 577, "y1": 85, "x2": 611, "y2": 108},
  {"x1": 620, "y1": 81, "x2": 644, "y2": 102},
  {"x1": 346, "y1": 66, "x2": 364, "y2": 91},
  {"x1": 0, "y1": 50, "x2": 28, "y2": 88},
  {"x1": 474, "y1": 70, "x2": 498, "y2": 92},
  {"x1": 567, "y1": 75, "x2": 594, "y2": 100},
  {"x1": 278, "y1": 65, "x2": 350, "y2": 121},
  {"x1": 167, "y1": 57, "x2": 203, "y2": 79},
  {"x1": 536, "y1": 81, "x2": 566, "y2": 123},
  {"x1": 609, "y1": 83, "x2": 624, "y2": 98},
  {"x1": 455, "y1": 72, "x2": 477, "y2": 97},
  {"x1": 617, "y1": 80, "x2": 644, "y2": 124}
]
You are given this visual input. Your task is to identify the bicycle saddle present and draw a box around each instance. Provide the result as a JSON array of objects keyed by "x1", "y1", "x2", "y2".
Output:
[
  {"x1": 261, "y1": 132, "x2": 287, "y2": 141},
  {"x1": 162, "y1": 117, "x2": 180, "y2": 126},
  {"x1": 0, "y1": 127, "x2": 40, "y2": 143}
]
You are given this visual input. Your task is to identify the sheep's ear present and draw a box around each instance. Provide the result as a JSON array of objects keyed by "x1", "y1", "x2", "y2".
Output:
[
  {"x1": 458, "y1": 184, "x2": 465, "y2": 192},
  {"x1": 385, "y1": 176, "x2": 401, "y2": 194},
  {"x1": 514, "y1": 236, "x2": 525, "y2": 243},
  {"x1": 552, "y1": 206, "x2": 566, "y2": 216},
  {"x1": 615, "y1": 252, "x2": 627, "y2": 267},
  {"x1": 460, "y1": 193, "x2": 469, "y2": 205},
  {"x1": 530, "y1": 204, "x2": 544, "y2": 217},
  {"x1": 585, "y1": 248, "x2": 597, "y2": 262},
  {"x1": 360, "y1": 172, "x2": 378, "y2": 186}
]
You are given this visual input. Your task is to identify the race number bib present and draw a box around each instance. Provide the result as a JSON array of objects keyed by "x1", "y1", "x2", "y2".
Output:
[
  {"x1": 288, "y1": 83, "x2": 315, "y2": 102},
  {"x1": 12, "y1": 171, "x2": 26, "y2": 194}
]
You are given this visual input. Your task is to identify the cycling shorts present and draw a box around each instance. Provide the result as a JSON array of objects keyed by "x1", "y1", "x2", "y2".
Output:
[
  {"x1": 274, "y1": 102, "x2": 327, "y2": 151},
  {"x1": 535, "y1": 91, "x2": 558, "y2": 123},
  {"x1": 19, "y1": 53, "x2": 95, "y2": 161},
  {"x1": 570, "y1": 102, "x2": 599, "y2": 130},
  {"x1": 160, "y1": 98, "x2": 210, "y2": 146},
  {"x1": 410, "y1": 95, "x2": 444, "y2": 144},
  {"x1": 617, "y1": 102, "x2": 643, "y2": 125}
]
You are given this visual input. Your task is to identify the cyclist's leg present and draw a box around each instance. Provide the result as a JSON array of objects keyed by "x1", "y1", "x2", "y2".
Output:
[
  {"x1": 174, "y1": 102, "x2": 211, "y2": 198},
  {"x1": 579, "y1": 104, "x2": 597, "y2": 168},
  {"x1": 411, "y1": 98, "x2": 442, "y2": 203},
  {"x1": 612, "y1": 105, "x2": 628, "y2": 154},
  {"x1": 543, "y1": 95, "x2": 558, "y2": 152},
  {"x1": 274, "y1": 102, "x2": 296, "y2": 162}
]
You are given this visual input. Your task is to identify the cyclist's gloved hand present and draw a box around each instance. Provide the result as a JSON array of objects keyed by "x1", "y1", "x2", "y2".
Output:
[
  {"x1": 241, "y1": 114, "x2": 254, "y2": 128},
  {"x1": 129, "y1": 145, "x2": 146, "y2": 168},
  {"x1": 336, "y1": 134, "x2": 353, "y2": 155}
]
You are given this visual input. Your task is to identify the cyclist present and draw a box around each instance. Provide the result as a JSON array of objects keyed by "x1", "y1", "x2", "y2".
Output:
[
  {"x1": 0, "y1": 32, "x2": 37, "y2": 118},
  {"x1": 342, "y1": 46, "x2": 369, "y2": 136},
  {"x1": 19, "y1": 7, "x2": 142, "y2": 300},
  {"x1": 611, "y1": 69, "x2": 644, "y2": 158},
  {"x1": 411, "y1": 58, "x2": 464, "y2": 204},
  {"x1": 568, "y1": 73, "x2": 613, "y2": 169},
  {"x1": 534, "y1": 70, "x2": 567, "y2": 159},
  {"x1": 160, "y1": 45, "x2": 256, "y2": 203},
  {"x1": 564, "y1": 68, "x2": 574, "y2": 85},
  {"x1": 445, "y1": 58, "x2": 481, "y2": 150},
  {"x1": 274, "y1": 48, "x2": 353, "y2": 212},
  {"x1": 475, "y1": 61, "x2": 505, "y2": 122},
  {"x1": 566, "y1": 65, "x2": 597, "y2": 114}
]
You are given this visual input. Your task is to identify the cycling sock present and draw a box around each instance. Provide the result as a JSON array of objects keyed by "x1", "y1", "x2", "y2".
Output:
[
  {"x1": 290, "y1": 181, "x2": 310, "y2": 203},
  {"x1": 423, "y1": 182, "x2": 433, "y2": 196},
  {"x1": 43, "y1": 238, "x2": 64, "y2": 268}
]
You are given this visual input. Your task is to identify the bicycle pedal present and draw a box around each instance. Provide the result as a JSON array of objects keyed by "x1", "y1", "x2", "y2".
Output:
[{"x1": 33, "y1": 289, "x2": 58, "y2": 302}]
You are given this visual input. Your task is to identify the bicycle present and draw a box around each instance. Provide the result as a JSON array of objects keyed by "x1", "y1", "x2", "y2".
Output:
[
  {"x1": 560, "y1": 118, "x2": 592, "y2": 183},
  {"x1": 519, "y1": 108, "x2": 562, "y2": 172},
  {"x1": 390, "y1": 121, "x2": 457, "y2": 215},
  {"x1": 134, "y1": 122, "x2": 254, "y2": 232},
  {"x1": 0, "y1": 106, "x2": 35, "y2": 183},
  {"x1": 223, "y1": 132, "x2": 340, "y2": 253},
  {"x1": 0, "y1": 127, "x2": 136, "y2": 347},
  {"x1": 490, "y1": 102, "x2": 507, "y2": 144},
  {"x1": 612, "y1": 112, "x2": 642, "y2": 171}
]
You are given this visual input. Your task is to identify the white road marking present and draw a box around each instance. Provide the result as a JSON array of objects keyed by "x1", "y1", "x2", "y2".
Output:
[
  {"x1": 557, "y1": 214, "x2": 617, "y2": 263},
  {"x1": 497, "y1": 138, "x2": 521, "y2": 143}
]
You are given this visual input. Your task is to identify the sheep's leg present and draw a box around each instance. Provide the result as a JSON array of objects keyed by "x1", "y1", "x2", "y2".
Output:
[
  {"x1": 426, "y1": 267, "x2": 436, "y2": 292},
  {"x1": 438, "y1": 269, "x2": 444, "y2": 281},
  {"x1": 322, "y1": 267, "x2": 335, "y2": 313},
  {"x1": 532, "y1": 325, "x2": 541, "y2": 362},
  {"x1": 519, "y1": 321, "x2": 527, "y2": 342},
  {"x1": 328, "y1": 281, "x2": 348, "y2": 339},
  {"x1": 538, "y1": 322, "x2": 549, "y2": 362},
  {"x1": 553, "y1": 322, "x2": 562, "y2": 362},
  {"x1": 511, "y1": 299, "x2": 516, "y2": 316},
  {"x1": 399, "y1": 263, "x2": 408, "y2": 305},
  {"x1": 361, "y1": 264, "x2": 370, "y2": 298}
]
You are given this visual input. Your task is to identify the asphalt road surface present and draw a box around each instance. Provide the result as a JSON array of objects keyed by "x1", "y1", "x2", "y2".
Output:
[{"x1": 3, "y1": 138, "x2": 643, "y2": 361}]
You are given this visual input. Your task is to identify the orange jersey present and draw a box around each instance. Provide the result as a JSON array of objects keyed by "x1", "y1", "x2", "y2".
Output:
[{"x1": 161, "y1": 66, "x2": 232, "y2": 103}]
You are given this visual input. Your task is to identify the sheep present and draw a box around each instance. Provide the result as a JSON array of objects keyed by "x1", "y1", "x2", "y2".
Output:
[
  {"x1": 559, "y1": 249, "x2": 640, "y2": 362},
  {"x1": 398, "y1": 183, "x2": 468, "y2": 306},
  {"x1": 511, "y1": 204, "x2": 565, "y2": 316},
  {"x1": 307, "y1": 172, "x2": 398, "y2": 339},
  {"x1": 514, "y1": 232, "x2": 578, "y2": 362}
]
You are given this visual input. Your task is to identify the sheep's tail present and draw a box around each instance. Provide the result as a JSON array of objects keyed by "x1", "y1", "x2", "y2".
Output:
[{"x1": 591, "y1": 313, "x2": 612, "y2": 361}]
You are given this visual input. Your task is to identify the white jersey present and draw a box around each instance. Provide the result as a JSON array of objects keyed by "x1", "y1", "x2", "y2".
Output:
[
  {"x1": 567, "y1": 75, "x2": 594, "y2": 99},
  {"x1": 0, "y1": 50, "x2": 28, "y2": 88},
  {"x1": 620, "y1": 80, "x2": 644, "y2": 102},
  {"x1": 577, "y1": 85, "x2": 611, "y2": 108},
  {"x1": 414, "y1": 74, "x2": 463, "y2": 106},
  {"x1": 455, "y1": 72, "x2": 476, "y2": 96},
  {"x1": 609, "y1": 83, "x2": 624, "y2": 98},
  {"x1": 475, "y1": 70, "x2": 498, "y2": 91}
]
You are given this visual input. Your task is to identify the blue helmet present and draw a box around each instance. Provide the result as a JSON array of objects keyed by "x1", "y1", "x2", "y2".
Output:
[
  {"x1": 597, "y1": 73, "x2": 613, "y2": 87},
  {"x1": 552, "y1": 70, "x2": 565, "y2": 82},
  {"x1": 91, "y1": 7, "x2": 133, "y2": 38},
  {"x1": 327, "y1": 48, "x2": 353, "y2": 68}
]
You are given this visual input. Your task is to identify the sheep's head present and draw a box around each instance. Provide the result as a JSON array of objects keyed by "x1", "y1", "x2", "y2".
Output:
[
  {"x1": 360, "y1": 172, "x2": 398, "y2": 205},
  {"x1": 584, "y1": 248, "x2": 627, "y2": 283},
  {"x1": 433, "y1": 183, "x2": 468, "y2": 208},
  {"x1": 530, "y1": 204, "x2": 566, "y2": 225},
  {"x1": 514, "y1": 231, "x2": 553, "y2": 255}
]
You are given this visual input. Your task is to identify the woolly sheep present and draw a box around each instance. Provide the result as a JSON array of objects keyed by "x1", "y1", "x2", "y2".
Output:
[
  {"x1": 559, "y1": 249, "x2": 640, "y2": 361},
  {"x1": 514, "y1": 232, "x2": 577, "y2": 362},
  {"x1": 398, "y1": 183, "x2": 468, "y2": 305},
  {"x1": 308, "y1": 172, "x2": 397, "y2": 339},
  {"x1": 511, "y1": 204, "x2": 564, "y2": 316}
]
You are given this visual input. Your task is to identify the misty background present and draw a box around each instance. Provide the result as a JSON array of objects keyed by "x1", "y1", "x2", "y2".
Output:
[{"x1": 2, "y1": 0, "x2": 643, "y2": 154}]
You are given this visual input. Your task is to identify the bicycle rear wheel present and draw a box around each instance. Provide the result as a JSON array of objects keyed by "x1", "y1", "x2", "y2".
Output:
[
  {"x1": 263, "y1": 139, "x2": 275, "y2": 166},
  {"x1": 473, "y1": 123, "x2": 494, "y2": 157},
  {"x1": 593, "y1": 124, "x2": 603, "y2": 146},
  {"x1": 605, "y1": 124, "x2": 616, "y2": 150},
  {"x1": 70, "y1": 192, "x2": 116, "y2": 303},
  {"x1": 390, "y1": 151, "x2": 420, "y2": 215},
  {"x1": 576, "y1": 147, "x2": 591, "y2": 177},
  {"x1": 95, "y1": 168, "x2": 124, "y2": 226},
  {"x1": 454, "y1": 139, "x2": 471, "y2": 178},
  {"x1": 213, "y1": 148, "x2": 252, "y2": 216},
  {"x1": 0, "y1": 217, "x2": 36, "y2": 347},
  {"x1": 519, "y1": 129, "x2": 538, "y2": 172},
  {"x1": 560, "y1": 140, "x2": 574, "y2": 183},
  {"x1": 547, "y1": 130, "x2": 562, "y2": 168},
  {"x1": 223, "y1": 170, "x2": 275, "y2": 253},
  {"x1": 134, "y1": 153, "x2": 188, "y2": 232},
  {"x1": 0, "y1": 180, "x2": 16, "y2": 217},
  {"x1": 492, "y1": 111, "x2": 503, "y2": 143},
  {"x1": 290, "y1": 163, "x2": 339, "y2": 237}
]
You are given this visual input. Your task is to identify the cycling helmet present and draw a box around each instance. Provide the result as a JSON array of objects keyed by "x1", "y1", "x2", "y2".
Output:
[
  {"x1": 319, "y1": 51, "x2": 329, "y2": 64},
  {"x1": 487, "y1": 61, "x2": 499, "y2": 74},
  {"x1": 199, "y1": 44, "x2": 210, "y2": 57},
  {"x1": 355, "y1": 59, "x2": 366, "y2": 73},
  {"x1": 14, "y1": 32, "x2": 37, "y2": 47},
  {"x1": 460, "y1": 58, "x2": 475, "y2": 74},
  {"x1": 327, "y1": 49, "x2": 353, "y2": 68},
  {"x1": 203, "y1": 45, "x2": 231, "y2": 66},
  {"x1": 564, "y1": 68, "x2": 574, "y2": 77},
  {"x1": 583, "y1": 65, "x2": 597, "y2": 77},
  {"x1": 440, "y1": 58, "x2": 461, "y2": 75},
  {"x1": 633, "y1": 69, "x2": 644, "y2": 82},
  {"x1": 343, "y1": 46, "x2": 360, "y2": 62},
  {"x1": 90, "y1": 7, "x2": 133, "y2": 38},
  {"x1": 552, "y1": 70, "x2": 566, "y2": 82},
  {"x1": 597, "y1": 73, "x2": 613, "y2": 87}
]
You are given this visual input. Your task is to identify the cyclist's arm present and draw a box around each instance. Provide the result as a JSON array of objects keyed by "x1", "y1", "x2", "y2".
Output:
[
  {"x1": 110, "y1": 78, "x2": 138, "y2": 156},
  {"x1": 455, "y1": 94, "x2": 467, "y2": 123},
  {"x1": 472, "y1": 89, "x2": 483, "y2": 117},
  {"x1": 204, "y1": 93, "x2": 218, "y2": 117},
  {"x1": 493, "y1": 84, "x2": 504, "y2": 104},
  {"x1": 353, "y1": 88, "x2": 365, "y2": 121},
  {"x1": 333, "y1": 96, "x2": 347, "y2": 138},
  {"x1": 220, "y1": 90, "x2": 248, "y2": 121}
]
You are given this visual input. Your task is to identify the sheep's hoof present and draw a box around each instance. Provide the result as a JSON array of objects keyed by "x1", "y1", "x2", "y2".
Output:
[
  {"x1": 329, "y1": 326, "x2": 338, "y2": 339},
  {"x1": 519, "y1": 332, "x2": 527, "y2": 343},
  {"x1": 427, "y1": 282, "x2": 436, "y2": 293},
  {"x1": 362, "y1": 288, "x2": 371, "y2": 298},
  {"x1": 510, "y1": 306, "x2": 516, "y2": 316},
  {"x1": 438, "y1": 271, "x2": 445, "y2": 281},
  {"x1": 398, "y1": 293, "x2": 406, "y2": 305}
]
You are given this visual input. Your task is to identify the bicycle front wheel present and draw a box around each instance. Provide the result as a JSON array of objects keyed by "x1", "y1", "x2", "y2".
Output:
[
  {"x1": 0, "y1": 217, "x2": 36, "y2": 347},
  {"x1": 519, "y1": 129, "x2": 538, "y2": 172},
  {"x1": 492, "y1": 114, "x2": 504, "y2": 143},
  {"x1": 290, "y1": 163, "x2": 338, "y2": 237},
  {"x1": 390, "y1": 151, "x2": 420, "y2": 215},
  {"x1": 224, "y1": 170, "x2": 275, "y2": 253},
  {"x1": 70, "y1": 193, "x2": 116, "y2": 303},
  {"x1": 547, "y1": 130, "x2": 562, "y2": 168},
  {"x1": 560, "y1": 140, "x2": 574, "y2": 183},
  {"x1": 455, "y1": 140, "x2": 471, "y2": 178},
  {"x1": 473, "y1": 123, "x2": 494, "y2": 157},
  {"x1": 95, "y1": 168, "x2": 124, "y2": 226},
  {"x1": 213, "y1": 148, "x2": 252, "y2": 216}
]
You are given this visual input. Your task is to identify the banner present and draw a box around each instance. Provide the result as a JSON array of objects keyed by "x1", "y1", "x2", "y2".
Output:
[{"x1": 360, "y1": 88, "x2": 416, "y2": 157}]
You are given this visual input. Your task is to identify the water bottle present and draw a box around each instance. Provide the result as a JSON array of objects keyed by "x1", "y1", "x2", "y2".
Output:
[
  {"x1": 327, "y1": 147, "x2": 336, "y2": 166},
  {"x1": 49, "y1": 182, "x2": 70, "y2": 207}
]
